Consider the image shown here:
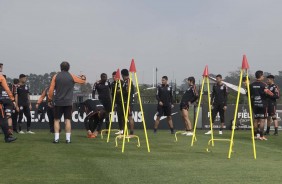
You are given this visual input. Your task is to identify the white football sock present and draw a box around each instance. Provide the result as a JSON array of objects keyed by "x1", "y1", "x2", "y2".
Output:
[
  {"x1": 66, "y1": 133, "x2": 71, "y2": 141},
  {"x1": 54, "y1": 133, "x2": 59, "y2": 140}
]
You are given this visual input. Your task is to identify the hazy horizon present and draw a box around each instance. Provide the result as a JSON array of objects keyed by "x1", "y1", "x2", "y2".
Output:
[{"x1": 1, "y1": 0, "x2": 282, "y2": 85}]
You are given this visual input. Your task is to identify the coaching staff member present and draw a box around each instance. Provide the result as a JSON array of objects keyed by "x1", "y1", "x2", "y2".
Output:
[{"x1": 48, "y1": 61, "x2": 86, "y2": 143}]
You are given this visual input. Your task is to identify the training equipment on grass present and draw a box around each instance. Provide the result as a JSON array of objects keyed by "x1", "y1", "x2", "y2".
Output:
[
  {"x1": 191, "y1": 65, "x2": 213, "y2": 146},
  {"x1": 228, "y1": 55, "x2": 256, "y2": 159},
  {"x1": 107, "y1": 68, "x2": 129, "y2": 142},
  {"x1": 174, "y1": 131, "x2": 192, "y2": 142},
  {"x1": 191, "y1": 66, "x2": 231, "y2": 151},
  {"x1": 107, "y1": 60, "x2": 151, "y2": 153},
  {"x1": 120, "y1": 59, "x2": 150, "y2": 153},
  {"x1": 101, "y1": 129, "x2": 119, "y2": 139}
]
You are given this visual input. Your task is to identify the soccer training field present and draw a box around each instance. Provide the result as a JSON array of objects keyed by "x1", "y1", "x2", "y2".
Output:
[{"x1": 1, "y1": 129, "x2": 282, "y2": 184}]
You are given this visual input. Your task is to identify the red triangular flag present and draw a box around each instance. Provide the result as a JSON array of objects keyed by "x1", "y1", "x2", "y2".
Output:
[
  {"x1": 242, "y1": 54, "x2": 250, "y2": 69},
  {"x1": 115, "y1": 69, "x2": 121, "y2": 81},
  {"x1": 202, "y1": 65, "x2": 209, "y2": 77},
  {"x1": 129, "y1": 59, "x2": 137, "y2": 73}
]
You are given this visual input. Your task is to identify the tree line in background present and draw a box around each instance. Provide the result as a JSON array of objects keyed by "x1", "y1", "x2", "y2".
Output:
[
  {"x1": 6, "y1": 72, "x2": 92, "y2": 95},
  {"x1": 6, "y1": 70, "x2": 282, "y2": 104}
]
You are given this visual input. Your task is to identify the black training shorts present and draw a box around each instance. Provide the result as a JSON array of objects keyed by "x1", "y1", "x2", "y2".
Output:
[
  {"x1": 253, "y1": 106, "x2": 267, "y2": 119},
  {"x1": 157, "y1": 105, "x2": 172, "y2": 117},
  {"x1": 267, "y1": 103, "x2": 277, "y2": 118},
  {"x1": 54, "y1": 106, "x2": 72, "y2": 120}
]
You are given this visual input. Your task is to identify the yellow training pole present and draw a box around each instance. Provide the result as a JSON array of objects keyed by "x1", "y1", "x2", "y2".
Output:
[
  {"x1": 206, "y1": 77, "x2": 214, "y2": 146},
  {"x1": 118, "y1": 78, "x2": 130, "y2": 140},
  {"x1": 191, "y1": 77, "x2": 205, "y2": 146},
  {"x1": 228, "y1": 69, "x2": 243, "y2": 158},
  {"x1": 107, "y1": 81, "x2": 118, "y2": 143},
  {"x1": 119, "y1": 79, "x2": 129, "y2": 138},
  {"x1": 122, "y1": 73, "x2": 133, "y2": 153},
  {"x1": 135, "y1": 72, "x2": 151, "y2": 152},
  {"x1": 246, "y1": 70, "x2": 256, "y2": 159},
  {"x1": 228, "y1": 54, "x2": 256, "y2": 159}
]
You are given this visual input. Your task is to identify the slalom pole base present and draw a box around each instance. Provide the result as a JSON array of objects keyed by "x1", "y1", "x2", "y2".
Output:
[
  {"x1": 101, "y1": 129, "x2": 120, "y2": 139},
  {"x1": 175, "y1": 131, "x2": 196, "y2": 142},
  {"x1": 115, "y1": 135, "x2": 140, "y2": 148},
  {"x1": 206, "y1": 139, "x2": 234, "y2": 153}
]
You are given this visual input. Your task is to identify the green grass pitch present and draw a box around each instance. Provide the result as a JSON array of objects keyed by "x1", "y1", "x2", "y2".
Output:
[{"x1": 1, "y1": 129, "x2": 282, "y2": 184}]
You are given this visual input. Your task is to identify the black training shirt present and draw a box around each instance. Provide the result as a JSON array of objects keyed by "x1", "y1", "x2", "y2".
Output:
[
  {"x1": 181, "y1": 84, "x2": 198, "y2": 104},
  {"x1": 16, "y1": 84, "x2": 30, "y2": 106},
  {"x1": 211, "y1": 83, "x2": 228, "y2": 106},
  {"x1": 156, "y1": 84, "x2": 173, "y2": 106}
]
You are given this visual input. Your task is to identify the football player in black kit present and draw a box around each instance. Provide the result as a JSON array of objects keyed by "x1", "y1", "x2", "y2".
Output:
[
  {"x1": 12, "y1": 78, "x2": 20, "y2": 133},
  {"x1": 121, "y1": 69, "x2": 135, "y2": 136},
  {"x1": 154, "y1": 76, "x2": 175, "y2": 134},
  {"x1": 265, "y1": 75, "x2": 280, "y2": 136},
  {"x1": 205, "y1": 74, "x2": 228, "y2": 135},
  {"x1": 0, "y1": 75, "x2": 14, "y2": 135},
  {"x1": 180, "y1": 77, "x2": 198, "y2": 136},
  {"x1": 36, "y1": 84, "x2": 55, "y2": 133},
  {"x1": 78, "y1": 99, "x2": 106, "y2": 138},
  {"x1": 15, "y1": 74, "x2": 35, "y2": 134},
  {"x1": 250, "y1": 71, "x2": 274, "y2": 140},
  {"x1": 0, "y1": 68, "x2": 17, "y2": 142},
  {"x1": 110, "y1": 71, "x2": 125, "y2": 135},
  {"x1": 92, "y1": 73, "x2": 112, "y2": 130}
]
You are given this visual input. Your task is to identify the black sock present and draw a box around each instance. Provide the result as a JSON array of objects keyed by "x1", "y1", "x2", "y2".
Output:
[
  {"x1": 266, "y1": 126, "x2": 270, "y2": 133},
  {"x1": 260, "y1": 130, "x2": 264, "y2": 137},
  {"x1": 1, "y1": 122, "x2": 10, "y2": 139},
  {"x1": 130, "y1": 130, "x2": 134, "y2": 135},
  {"x1": 220, "y1": 128, "x2": 223, "y2": 131},
  {"x1": 154, "y1": 128, "x2": 157, "y2": 133},
  {"x1": 275, "y1": 127, "x2": 278, "y2": 133},
  {"x1": 170, "y1": 128, "x2": 174, "y2": 132},
  {"x1": 254, "y1": 129, "x2": 259, "y2": 136}
]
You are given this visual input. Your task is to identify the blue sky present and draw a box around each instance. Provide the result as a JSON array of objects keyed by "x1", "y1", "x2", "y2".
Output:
[{"x1": 1, "y1": 0, "x2": 282, "y2": 84}]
